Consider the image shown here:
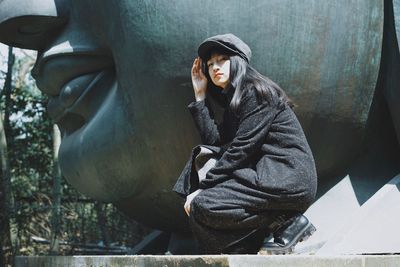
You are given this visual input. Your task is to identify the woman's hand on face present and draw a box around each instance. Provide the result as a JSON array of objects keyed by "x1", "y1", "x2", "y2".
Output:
[
  {"x1": 191, "y1": 57, "x2": 208, "y2": 101},
  {"x1": 184, "y1": 189, "x2": 203, "y2": 216}
]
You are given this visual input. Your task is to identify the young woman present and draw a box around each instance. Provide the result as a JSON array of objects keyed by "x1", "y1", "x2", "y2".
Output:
[{"x1": 173, "y1": 33, "x2": 317, "y2": 254}]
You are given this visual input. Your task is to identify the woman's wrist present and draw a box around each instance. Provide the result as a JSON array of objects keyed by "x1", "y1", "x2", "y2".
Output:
[{"x1": 195, "y1": 92, "x2": 206, "y2": 102}]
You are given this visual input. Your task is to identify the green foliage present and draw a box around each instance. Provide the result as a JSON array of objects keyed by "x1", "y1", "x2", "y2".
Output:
[{"x1": 0, "y1": 48, "x2": 150, "y2": 258}]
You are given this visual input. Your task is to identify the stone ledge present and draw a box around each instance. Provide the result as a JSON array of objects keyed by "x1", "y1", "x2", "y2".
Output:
[{"x1": 15, "y1": 255, "x2": 400, "y2": 267}]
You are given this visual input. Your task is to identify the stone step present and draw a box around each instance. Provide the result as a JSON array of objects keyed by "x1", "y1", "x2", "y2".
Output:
[
  {"x1": 317, "y1": 174, "x2": 400, "y2": 254},
  {"x1": 294, "y1": 173, "x2": 400, "y2": 255},
  {"x1": 15, "y1": 255, "x2": 400, "y2": 267},
  {"x1": 293, "y1": 175, "x2": 363, "y2": 254}
]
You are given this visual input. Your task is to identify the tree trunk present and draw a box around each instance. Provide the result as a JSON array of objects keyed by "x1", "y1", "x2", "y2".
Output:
[
  {"x1": 49, "y1": 124, "x2": 62, "y2": 255},
  {"x1": 80, "y1": 204, "x2": 86, "y2": 245},
  {"x1": 95, "y1": 202, "x2": 110, "y2": 247},
  {"x1": 0, "y1": 115, "x2": 11, "y2": 267},
  {"x1": 0, "y1": 46, "x2": 16, "y2": 267}
]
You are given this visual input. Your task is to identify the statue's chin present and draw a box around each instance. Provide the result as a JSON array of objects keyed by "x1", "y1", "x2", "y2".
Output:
[
  {"x1": 58, "y1": 130, "x2": 146, "y2": 202},
  {"x1": 56, "y1": 82, "x2": 149, "y2": 202}
]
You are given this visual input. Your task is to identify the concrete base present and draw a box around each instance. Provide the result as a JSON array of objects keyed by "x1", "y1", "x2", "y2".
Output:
[
  {"x1": 15, "y1": 255, "x2": 400, "y2": 267},
  {"x1": 318, "y1": 175, "x2": 400, "y2": 254}
]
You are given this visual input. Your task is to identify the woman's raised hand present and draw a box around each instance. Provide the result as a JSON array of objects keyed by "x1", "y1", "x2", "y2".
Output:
[
  {"x1": 191, "y1": 57, "x2": 208, "y2": 101},
  {"x1": 184, "y1": 189, "x2": 203, "y2": 216}
]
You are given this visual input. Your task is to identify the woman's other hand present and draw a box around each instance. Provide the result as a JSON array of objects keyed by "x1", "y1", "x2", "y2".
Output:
[
  {"x1": 184, "y1": 189, "x2": 203, "y2": 216},
  {"x1": 191, "y1": 57, "x2": 207, "y2": 101}
]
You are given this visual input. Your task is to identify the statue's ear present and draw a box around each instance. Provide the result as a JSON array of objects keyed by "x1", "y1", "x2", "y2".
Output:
[{"x1": 0, "y1": 0, "x2": 69, "y2": 50}]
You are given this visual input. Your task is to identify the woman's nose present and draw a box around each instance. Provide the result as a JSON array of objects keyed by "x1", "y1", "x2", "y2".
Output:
[{"x1": 212, "y1": 64, "x2": 220, "y2": 72}]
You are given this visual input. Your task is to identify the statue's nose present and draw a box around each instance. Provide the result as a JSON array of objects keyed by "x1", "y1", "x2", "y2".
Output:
[{"x1": 0, "y1": 0, "x2": 69, "y2": 50}]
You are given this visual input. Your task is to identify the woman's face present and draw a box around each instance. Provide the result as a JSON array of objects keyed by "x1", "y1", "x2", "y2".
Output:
[{"x1": 207, "y1": 53, "x2": 231, "y2": 89}]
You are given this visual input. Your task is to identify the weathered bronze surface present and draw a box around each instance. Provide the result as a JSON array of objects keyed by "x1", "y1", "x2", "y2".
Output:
[{"x1": 1, "y1": 0, "x2": 398, "y2": 232}]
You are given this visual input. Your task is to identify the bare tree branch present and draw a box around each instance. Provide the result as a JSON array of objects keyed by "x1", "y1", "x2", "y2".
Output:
[{"x1": 18, "y1": 49, "x2": 36, "y2": 61}]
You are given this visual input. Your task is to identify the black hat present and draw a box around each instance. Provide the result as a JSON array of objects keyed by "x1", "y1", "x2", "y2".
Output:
[{"x1": 198, "y1": 33, "x2": 252, "y2": 63}]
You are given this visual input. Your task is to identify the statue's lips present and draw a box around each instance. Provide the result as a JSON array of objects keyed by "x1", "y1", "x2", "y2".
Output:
[
  {"x1": 47, "y1": 71, "x2": 106, "y2": 121},
  {"x1": 48, "y1": 69, "x2": 116, "y2": 135},
  {"x1": 31, "y1": 49, "x2": 114, "y2": 133}
]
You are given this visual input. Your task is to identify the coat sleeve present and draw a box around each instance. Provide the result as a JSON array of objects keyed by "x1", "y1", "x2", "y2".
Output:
[
  {"x1": 188, "y1": 99, "x2": 224, "y2": 145},
  {"x1": 199, "y1": 89, "x2": 279, "y2": 189}
]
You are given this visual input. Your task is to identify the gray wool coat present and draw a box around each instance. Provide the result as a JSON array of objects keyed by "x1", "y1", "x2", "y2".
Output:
[{"x1": 173, "y1": 85, "x2": 317, "y2": 253}]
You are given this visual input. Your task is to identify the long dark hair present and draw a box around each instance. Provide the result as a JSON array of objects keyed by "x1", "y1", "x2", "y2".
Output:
[{"x1": 202, "y1": 51, "x2": 294, "y2": 112}]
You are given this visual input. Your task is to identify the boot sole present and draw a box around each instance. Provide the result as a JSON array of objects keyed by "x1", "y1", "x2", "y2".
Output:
[{"x1": 258, "y1": 222, "x2": 316, "y2": 255}]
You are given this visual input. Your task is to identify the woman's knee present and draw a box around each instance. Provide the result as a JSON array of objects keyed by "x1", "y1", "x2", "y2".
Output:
[
  {"x1": 189, "y1": 193, "x2": 208, "y2": 220},
  {"x1": 190, "y1": 192, "x2": 225, "y2": 225}
]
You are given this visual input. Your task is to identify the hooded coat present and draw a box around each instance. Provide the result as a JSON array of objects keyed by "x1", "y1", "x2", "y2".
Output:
[{"x1": 173, "y1": 84, "x2": 317, "y2": 254}]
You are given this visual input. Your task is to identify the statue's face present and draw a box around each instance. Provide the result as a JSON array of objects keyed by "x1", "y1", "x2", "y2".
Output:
[{"x1": 0, "y1": 0, "x2": 383, "y2": 228}]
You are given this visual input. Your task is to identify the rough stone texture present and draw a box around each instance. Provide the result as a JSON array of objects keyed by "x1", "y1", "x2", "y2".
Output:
[
  {"x1": 15, "y1": 255, "x2": 400, "y2": 267},
  {"x1": 387, "y1": 0, "x2": 400, "y2": 144}
]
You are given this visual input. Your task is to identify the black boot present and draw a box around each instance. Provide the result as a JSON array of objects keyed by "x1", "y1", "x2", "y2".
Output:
[{"x1": 258, "y1": 214, "x2": 316, "y2": 255}]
